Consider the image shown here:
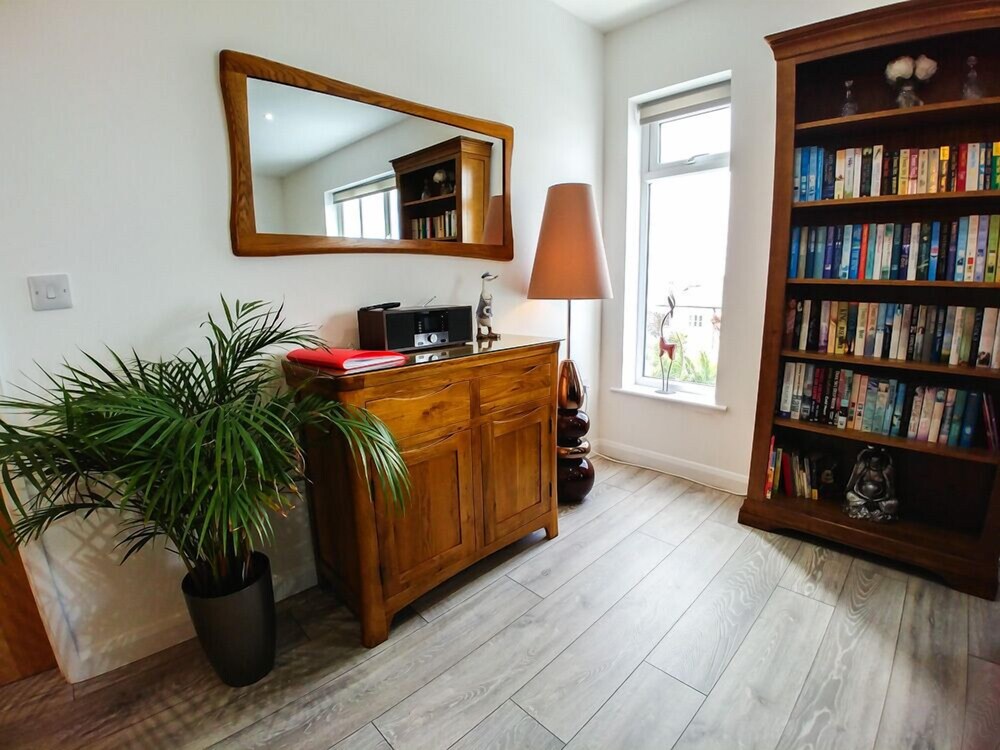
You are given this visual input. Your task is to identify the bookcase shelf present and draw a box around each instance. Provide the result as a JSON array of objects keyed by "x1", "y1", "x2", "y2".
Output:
[
  {"x1": 793, "y1": 189, "x2": 1000, "y2": 211},
  {"x1": 780, "y1": 348, "x2": 1000, "y2": 380},
  {"x1": 740, "y1": 493, "x2": 980, "y2": 579},
  {"x1": 744, "y1": 3, "x2": 1000, "y2": 600},
  {"x1": 786, "y1": 278, "x2": 999, "y2": 289},
  {"x1": 796, "y1": 96, "x2": 1000, "y2": 137},
  {"x1": 773, "y1": 416, "x2": 999, "y2": 464},
  {"x1": 402, "y1": 193, "x2": 456, "y2": 208}
]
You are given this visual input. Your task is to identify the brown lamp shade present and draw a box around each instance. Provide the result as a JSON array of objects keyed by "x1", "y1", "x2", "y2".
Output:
[
  {"x1": 528, "y1": 183, "x2": 613, "y2": 300},
  {"x1": 481, "y1": 195, "x2": 504, "y2": 245}
]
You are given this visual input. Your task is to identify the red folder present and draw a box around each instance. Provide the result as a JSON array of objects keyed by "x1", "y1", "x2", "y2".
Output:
[{"x1": 287, "y1": 347, "x2": 407, "y2": 371}]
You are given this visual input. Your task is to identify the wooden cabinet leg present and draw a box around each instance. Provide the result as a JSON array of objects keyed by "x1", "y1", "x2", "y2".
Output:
[
  {"x1": 361, "y1": 611, "x2": 389, "y2": 648},
  {"x1": 545, "y1": 520, "x2": 559, "y2": 539}
]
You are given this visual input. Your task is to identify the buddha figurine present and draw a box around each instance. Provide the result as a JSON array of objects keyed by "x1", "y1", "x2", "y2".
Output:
[{"x1": 844, "y1": 446, "x2": 898, "y2": 522}]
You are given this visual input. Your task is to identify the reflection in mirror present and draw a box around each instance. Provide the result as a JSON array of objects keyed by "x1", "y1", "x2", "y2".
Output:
[{"x1": 247, "y1": 79, "x2": 504, "y2": 244}]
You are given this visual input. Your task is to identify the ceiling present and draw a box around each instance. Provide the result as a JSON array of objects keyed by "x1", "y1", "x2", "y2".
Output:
[
  {"x1": 550, "y1": 0, "x2": 691, "y2": 31},
  {"x1": 247, "y1": 78, "x2": 407, "y2": 178}
]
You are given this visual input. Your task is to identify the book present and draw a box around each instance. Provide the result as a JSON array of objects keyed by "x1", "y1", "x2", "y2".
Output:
[
  {"x1": 955, "y1": 216, "x2": 969, "y2": 281},
  {"x1": 916, "y1": 386, "x2": 936, "y2": 440},
  {"x1": 927, "y1": 388, "x2": 946, "y2": 443},
  {"x1": 822, "y1": 149, "x2": 836, "y2": 200},
  {"x1": 993, "y1": 312, "x2": 1000, "y2": 370},
  {"x1": 949, "y1": 307, "x2": 965, "y2": 366},
  {"x1": 908, "y1": 149, "x2": 919, "y2": 194},
  {"x1": 852, "y1": 374, "x2": 868, "y2": 429},
  {"x1": 834, "y1": 149, "x2": 846, "y2": 200},
  {"x1": 890, "y1": 383, "x2": 907, "y2": 437},
  {"x1": 939, "y1": 146, "x2": 951, "y2": 192},
  {"x1": 860, "y1": 146, "x2": 873, "y2": 197},
  {"x1": 948, "y1": 390, "x2": 968, "y2": 446},
  {"x1": 906, "y1": 386, "x2": 924, "y2": 439},
  {"x1": 975, "y1": 214, "x2": 990, "y2": 281},
  {"x1": 917, "y1": 148, "x2": 929, "y2": 193},
  {"x1": 854, "y1": 302, "x2": 868, "y2": 355},
  {"x1": 840, "y1": 224, "x2": 853, "y2": 279},
  {"x1": 779, "y1": 362, "x2": 795, "y2": 417},
  {"x1": 958, "y1": 143, "x2": 969, "y2": 190},
  {"x1": 929, "y1": 221, "x2": 941, "y2": 280},
  {"x1": 844, "y1": 148, "x2": 855, "y2": 199},
  {"x1": 853, "y1": 147, "x2": 864, "y2": 197},
  {"x1": 286, "y1": 347, "x2": 408, "y2": 371},
  {"x1": 872, "y1": 380, "x2": 890, "y2": 434},
  {"x1": 967, "y1": 142, "x2": 980, "y2": 191},
  {"x1": 862, "y1": 378, "x2": 879, "y2": 432},
  {"x1": 987, "y1": 214, "x2": 999, "y2": 282},
  {"x1": 872, "y1": 145, "x2": 883, "y2": 196},
  {"x1": 960, "y1": 391, "x2": 982, "y2": 448},
  {"x1": 928, "y1": 147, "x2": 939, "y2": 194},
  {"x1": 835, "y1": 303, "x2": 849, "y2": 354},
  {"x1": 938, "y1": 388, "x2": 957, "y2": 444}
]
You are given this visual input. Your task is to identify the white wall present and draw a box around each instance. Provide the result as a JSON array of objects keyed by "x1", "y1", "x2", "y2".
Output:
[
  {"x1": 597, "y1": 0, "x2": 890, "y2": 493},
  {"x1": 252, "y1": 173, "x2": 288, "y2": 233},
  {"x1": 0, "y1": 0, "x2": 602, "y2": 682}
]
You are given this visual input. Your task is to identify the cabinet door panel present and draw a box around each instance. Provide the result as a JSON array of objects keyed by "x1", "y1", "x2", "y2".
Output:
[
  {"x1": 373, "y1": 429, "x2": 477, "y2": 598},
  {"x1": 481, "y1": 404, "x2": 554, "y2": 544}
]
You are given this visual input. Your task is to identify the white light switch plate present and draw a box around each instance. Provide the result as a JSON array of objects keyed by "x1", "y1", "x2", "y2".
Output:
[{"x1": 28, "y1": 274, "x2": 73, "y2": 311}]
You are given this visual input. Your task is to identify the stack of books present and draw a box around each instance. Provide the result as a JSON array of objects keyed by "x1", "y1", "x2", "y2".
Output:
[
  {"x1": 784, "y1": 298, "x2": 1000, "y2": 368},
  {"x1": 411, "y1": 209, "x2": 457, "y2": 239},
  {"x1": 763, "y1": 439, "x2": 837, "y2": 500},
  {"x1": 787, "y1": 215, "x2": 1000, "y2": 281},
  {"x1": 777, "y1": 362, "x2": 998, "y2": 451},
  {"x1": 792, "y1": 142, "x2": 1000, "y2": 202}
]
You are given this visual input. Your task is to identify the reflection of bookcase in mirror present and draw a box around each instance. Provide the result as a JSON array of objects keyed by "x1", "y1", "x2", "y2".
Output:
[
  {"x1": 391, "y1": 136, "x2": 492, "y2": 243},
  {"x1": 742, "y1": 0, "x2": 1000, "y2": 599}
]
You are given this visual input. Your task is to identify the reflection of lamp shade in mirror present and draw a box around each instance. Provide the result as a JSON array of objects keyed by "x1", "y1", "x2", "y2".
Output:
[{"x1": 481, "y1": 195, "x2": 504, "y2": 245}]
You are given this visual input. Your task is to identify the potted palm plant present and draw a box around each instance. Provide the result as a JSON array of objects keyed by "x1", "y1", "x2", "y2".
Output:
[{"x1": 0, "y1": 299, "x2": 408, "y2": 686}]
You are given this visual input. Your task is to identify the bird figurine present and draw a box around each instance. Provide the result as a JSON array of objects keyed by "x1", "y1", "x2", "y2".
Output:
[{"x1": 476, "y1": 271, "x2": 500, "y2": 341}]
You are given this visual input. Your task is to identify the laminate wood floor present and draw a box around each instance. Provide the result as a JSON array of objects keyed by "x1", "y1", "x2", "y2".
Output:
[{"x1": 2, "y1": 456, "x2": 997, "y2": 750}]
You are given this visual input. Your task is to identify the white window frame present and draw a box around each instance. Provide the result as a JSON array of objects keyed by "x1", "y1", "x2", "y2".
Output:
[
  {"x1": 634, "y1": 86, "x2": 730, "y2": 397},
  {"x1": 325, "y1": 174, "x2": 398, "y2": 239}
]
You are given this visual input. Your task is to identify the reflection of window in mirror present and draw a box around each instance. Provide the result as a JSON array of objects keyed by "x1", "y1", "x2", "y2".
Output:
[{"x1": 324, "y1": 175, "x2": 400, "y2": 240}]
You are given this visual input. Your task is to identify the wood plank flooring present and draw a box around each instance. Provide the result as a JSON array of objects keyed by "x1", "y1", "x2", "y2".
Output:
[{"x1": 1, "y1": 456, "x2": 996, "y2": 750}]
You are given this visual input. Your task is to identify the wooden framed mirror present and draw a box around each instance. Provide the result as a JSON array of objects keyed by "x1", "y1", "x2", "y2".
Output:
[{"x1": 219, "y1": 51, "x2": 513, "y2": 260}]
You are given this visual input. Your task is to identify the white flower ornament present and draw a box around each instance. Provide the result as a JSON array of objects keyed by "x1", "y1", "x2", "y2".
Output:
[
  {"x1": 885, "y1": 56, "x2": 915, "y2": 82},
  {"x1": 914, "y1": 55, "x2": 938, "y2": 81}
]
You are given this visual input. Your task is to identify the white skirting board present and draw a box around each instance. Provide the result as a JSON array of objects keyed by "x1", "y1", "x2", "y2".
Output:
[{"x1": 592, "y1": 439, "x2": 749, "y2": 496}]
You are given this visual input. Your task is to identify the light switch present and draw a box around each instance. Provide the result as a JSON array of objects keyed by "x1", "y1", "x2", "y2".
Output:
[{"x1": 27, "y1": 274, "x2": 72, "y2": 311}]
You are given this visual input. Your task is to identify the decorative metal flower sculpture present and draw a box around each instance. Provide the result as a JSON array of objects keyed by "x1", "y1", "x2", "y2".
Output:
[{"x1": 657, "y1": 293, "x2": 678, "y2": 395}]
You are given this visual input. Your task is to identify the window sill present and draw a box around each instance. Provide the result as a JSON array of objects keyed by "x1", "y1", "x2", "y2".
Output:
[{"x1": 610, "y1": 385, "x2": 728, "y2": 412}]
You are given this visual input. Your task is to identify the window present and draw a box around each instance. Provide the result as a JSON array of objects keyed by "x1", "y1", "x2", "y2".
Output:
[
  {"x1": 635, "y1": 81, "x2": 731, "y2": 395},
  {"x1": 325, "y1": 175, "x2": 399, "y2": 240}
]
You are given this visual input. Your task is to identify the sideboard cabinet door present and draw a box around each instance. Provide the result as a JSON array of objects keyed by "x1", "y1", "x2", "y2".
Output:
[
  {"x1": 373, "y1": 429, "x2": 478, "y2": 599},
  {"x1": 480, "y1": 404, "x2": 554, "y2": 545}
]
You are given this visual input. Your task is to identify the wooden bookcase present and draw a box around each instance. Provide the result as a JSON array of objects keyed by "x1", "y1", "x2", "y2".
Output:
[
  {"x1": 741, "y1": 0, "x2": 1000, "y2": 599},
  {"x1": 391, "y1": 136, "x2": 492, "y2": 243}
]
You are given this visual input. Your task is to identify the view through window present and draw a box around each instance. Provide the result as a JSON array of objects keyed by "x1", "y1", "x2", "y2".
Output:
[
  {"x1": 636, "y1": 85, "x2": 731, "y2": 394},
  {"x1": 325, "y1": 175, "x2": 399, "y2": 240}
]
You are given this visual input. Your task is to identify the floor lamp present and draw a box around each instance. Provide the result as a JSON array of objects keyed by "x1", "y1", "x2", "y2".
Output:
[{"x1": 528, "y1": 183, "x2": 613, "y2": 502}]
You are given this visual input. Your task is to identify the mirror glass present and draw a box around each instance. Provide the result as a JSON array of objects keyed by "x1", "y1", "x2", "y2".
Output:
[{"x1": 247, "y1": 79, "x2": 504, "y2": 244}]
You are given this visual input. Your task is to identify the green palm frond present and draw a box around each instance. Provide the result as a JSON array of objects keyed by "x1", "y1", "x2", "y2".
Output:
[{"x1": 0, "y1": 298, "x2": 409, "y2": 595}]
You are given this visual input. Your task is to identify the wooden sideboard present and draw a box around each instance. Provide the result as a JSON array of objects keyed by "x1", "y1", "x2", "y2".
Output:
[{"x1": 283, "y1": 336, "x2": 559, "y2": 646}]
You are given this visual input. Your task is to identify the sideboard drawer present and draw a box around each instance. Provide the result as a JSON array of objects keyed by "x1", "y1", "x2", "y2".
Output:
[
  {"x1": 478, "y1": 356, "x2": 552, "y2": 414},
  {"x1": 365, "y1": 380, "x2": 471, "y2": 439}
]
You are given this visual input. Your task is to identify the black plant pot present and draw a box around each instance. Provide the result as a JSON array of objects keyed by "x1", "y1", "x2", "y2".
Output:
[{"x1": 181, "y1": 551, "x2": 276, "y2": 687}]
